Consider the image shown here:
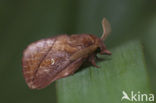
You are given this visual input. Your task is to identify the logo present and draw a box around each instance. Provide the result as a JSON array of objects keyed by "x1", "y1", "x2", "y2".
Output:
[{"x1": 121, "y1": 91, "x2": 154, "y2": 102}]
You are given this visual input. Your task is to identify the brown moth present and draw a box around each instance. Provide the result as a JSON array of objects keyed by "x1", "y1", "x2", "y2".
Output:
[{"x1": 22, "y1": 18, "x2": 112, "y2": 89}]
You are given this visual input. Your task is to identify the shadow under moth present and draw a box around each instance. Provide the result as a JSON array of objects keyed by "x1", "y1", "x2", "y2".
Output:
[{"x1": 22, "y1": 18, "x2": 112, "y2": 89}]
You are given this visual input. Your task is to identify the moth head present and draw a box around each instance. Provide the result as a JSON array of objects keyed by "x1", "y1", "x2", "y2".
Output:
[{"x1": 96, "y1": 18, "x2": 111, "y2": 55}]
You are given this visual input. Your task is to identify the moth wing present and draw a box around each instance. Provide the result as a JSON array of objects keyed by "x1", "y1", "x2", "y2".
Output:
[
  {"x1": 52, "y1": 57, "x2": 85, "y2": 82},
  {"x1": 23, "y1": 35, "x2": 86, "y2": 89},
  {"x1": 32, "y1": 50, "x2": 71, "y2": 89},
  {"x1": 23, "y1": 35, "x2": 92, "y2": 89},
  {"x1": 22, "y1": 38, "x2": 56, "y2": 89}
]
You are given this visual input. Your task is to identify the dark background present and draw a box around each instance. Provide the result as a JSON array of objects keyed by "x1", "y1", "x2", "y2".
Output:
[{"x1": 0, "y1": 0, "x2": 156, "y2": 103}]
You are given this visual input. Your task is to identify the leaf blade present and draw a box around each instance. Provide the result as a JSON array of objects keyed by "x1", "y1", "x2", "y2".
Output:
[{"x1": 56, "y1": 40, "x2": 152, "y2": 103}]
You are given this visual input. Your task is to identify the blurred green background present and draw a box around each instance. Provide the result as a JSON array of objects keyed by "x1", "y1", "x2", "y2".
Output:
[{"x1": 0, "y1": 0, "x2": 156, "y2": 103}]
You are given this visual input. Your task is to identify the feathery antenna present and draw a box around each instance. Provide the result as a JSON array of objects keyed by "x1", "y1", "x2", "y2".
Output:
[{"x1": 101, "y1": 18, "x2": 111, "y2": 41}]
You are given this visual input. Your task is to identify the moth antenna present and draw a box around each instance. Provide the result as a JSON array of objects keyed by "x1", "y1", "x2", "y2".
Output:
[{"x1": 101, "y1": 18, "x2": 111, "y2": 41}]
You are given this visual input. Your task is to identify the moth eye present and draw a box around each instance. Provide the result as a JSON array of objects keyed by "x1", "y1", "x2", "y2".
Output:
[{"x1": 51, "y1": 58, "x2": 55, "y2": 65}]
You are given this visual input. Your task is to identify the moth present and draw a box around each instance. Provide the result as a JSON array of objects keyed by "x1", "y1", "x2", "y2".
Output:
[{"x1": 22, "y1": 18, "x2": 112, "y2": 89}]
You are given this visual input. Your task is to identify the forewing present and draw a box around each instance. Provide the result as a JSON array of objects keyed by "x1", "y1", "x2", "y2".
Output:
[
  {"x1": 22, "y1": 35, "x2": 83, "y2": 89},
  {"x1": 22, "y1": 38, "x2": 56, "y2": 89},
  {"x1": 33, "y1": 50, "x2": 71, "y2": 89},
  {"x1": 52, "y1": 57, "x2": 85, "y2": 82},
  {"x1": 22, "y1": 34, "x2": 94, "y2": 89}
]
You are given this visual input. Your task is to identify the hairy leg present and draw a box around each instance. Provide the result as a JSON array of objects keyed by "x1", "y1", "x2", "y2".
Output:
[{"x1": 88, "y1": 54, "x2": 99, "y2": 68}]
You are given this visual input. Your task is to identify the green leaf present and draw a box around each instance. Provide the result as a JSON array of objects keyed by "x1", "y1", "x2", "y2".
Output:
[{"x1": 56, "y1": 40, "x2": 153, "y2": 103}]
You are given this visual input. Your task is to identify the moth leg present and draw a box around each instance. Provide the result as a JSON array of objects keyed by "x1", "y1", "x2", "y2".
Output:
[
  {"x1": 89, "y1": 54, "x2": 99, "y2": 68},
  {"x1": 52, "y1": 57, "x2": 85, "y2": 81}
]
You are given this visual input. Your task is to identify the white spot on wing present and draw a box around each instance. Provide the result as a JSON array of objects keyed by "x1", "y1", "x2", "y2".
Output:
[
  {"x1": 43, "y1": 69, "x2": 50, "y2": 73},
  {"x1": 51, "y1": 58, "x2": 55, "y2": 65}
]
